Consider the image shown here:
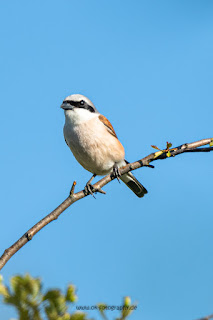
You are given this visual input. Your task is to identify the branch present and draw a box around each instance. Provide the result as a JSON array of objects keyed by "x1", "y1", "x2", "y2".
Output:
[
  {"x1": 196, "y1": 314, "x2": 213, "y2": 320},
  {"x1": 0, "y1": 138, "x2": 212, "y2": 270}
]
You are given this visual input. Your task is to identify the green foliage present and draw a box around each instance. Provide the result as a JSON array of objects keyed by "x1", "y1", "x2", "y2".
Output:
[
  {"x1": 97, "y1": 303, "x2": 108, "y2": 320},
  {"x1": 119, "y1": 296, "x2": 136, "y2": 320},
  {"x1": 0, "y1": 274, "x2": 135, "y2": 320}
]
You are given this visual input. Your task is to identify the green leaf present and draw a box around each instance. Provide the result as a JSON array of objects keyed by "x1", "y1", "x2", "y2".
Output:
[
  {"x1": 166, "y1": 142, "x2": 172, "y2": 149},
  {"x1": 97, "y1": 303, "x2": 108, "y2": 320},
  {"x1": 43, "y1": 289, "x2": 67, "y2": 315},
  {"x1": 124, "y1": 296, "x2": 131, "y2": 307},
  {"x1": 120, "y1": 297, "x2": 137, "y2": 320},
  {"x1": 210, "y1": 138, "x2": 213, "y2": 147},
  {"x1": 43, "y1": 289, "x2": 61, "y2": 301},
  {"x1": 0, "y1": 275, "x2": 8, "y2": 297},
  {"x1": 122, "y1": 296, "x2": 131, "y2": 317},
  {"x1": 10, "y1": 275, "x2": 23, "y2": 294},
  {"x1": 61, "y1": 313, "x2": 71, "y2": 320},
  {"x1": 166, "y1": 151, "x2": 171, "y2": 157},
  {"x1": 66, "y1": 285, "x2": 77, "y2": 303},
  {"x1": 70, "y1": 312, "x2": 89, "y2": 320},
  {"x1": 0, "y1": 283, "x2": 8, "y2": 297}
]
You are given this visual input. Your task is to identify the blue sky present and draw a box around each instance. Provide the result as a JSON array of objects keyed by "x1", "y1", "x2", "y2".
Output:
[{"x1": 0, "y1": 1, "x2": 213, "y2": 319}]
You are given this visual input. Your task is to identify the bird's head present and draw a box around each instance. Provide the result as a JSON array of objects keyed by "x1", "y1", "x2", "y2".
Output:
[{"x1": 61, "y1": 94, "x2": 99, "y2": 125}]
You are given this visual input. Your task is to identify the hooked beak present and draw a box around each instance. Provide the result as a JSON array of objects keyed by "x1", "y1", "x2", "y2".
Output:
[{"x1": 60, "y1": 101, "x2": 74, "y2": 110}]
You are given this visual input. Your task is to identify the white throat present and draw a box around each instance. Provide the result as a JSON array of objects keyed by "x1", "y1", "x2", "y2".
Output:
[{"x1": 64, "y1": 108, "x2": 99, "y2": 127}]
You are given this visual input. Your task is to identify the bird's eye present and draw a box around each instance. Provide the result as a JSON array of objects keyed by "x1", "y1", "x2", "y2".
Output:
[{"x1": 80, "y1": 100, "x2": 84, "y2": 105}]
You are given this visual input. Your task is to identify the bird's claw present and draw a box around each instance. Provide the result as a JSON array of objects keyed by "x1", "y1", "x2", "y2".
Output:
[
  {"x1": 111, "y1": 164, "x2": 121, "y2": 183},
  {"x1": 84, "y1": 183, "x2": 106, "y2": 198},
  {"x1": 84, "y1": 183, "x2": 96, "y2": 198}
]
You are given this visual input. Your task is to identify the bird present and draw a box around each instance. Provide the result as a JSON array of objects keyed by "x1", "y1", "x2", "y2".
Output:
[{"x1": 61, "y1": 94, "x2": 148, "y2": 198}]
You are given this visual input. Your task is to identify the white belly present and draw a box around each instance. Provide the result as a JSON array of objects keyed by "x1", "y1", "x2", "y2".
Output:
[{"x1": 64, "y1": 117, "x2": 125, "y2": 175}]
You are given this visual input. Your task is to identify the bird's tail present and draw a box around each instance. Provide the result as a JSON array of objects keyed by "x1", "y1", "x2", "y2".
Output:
[{"x1": 120, "y1": 172, "x2": 148, "y2": 198}]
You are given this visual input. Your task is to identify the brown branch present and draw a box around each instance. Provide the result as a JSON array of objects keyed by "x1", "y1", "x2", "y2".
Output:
[
  {"x1": 196, "y1": 314, "x2": 213, "y2": 320},
  {"x1": 0, "y1": 138, "x2": 212, "y2": 270}
]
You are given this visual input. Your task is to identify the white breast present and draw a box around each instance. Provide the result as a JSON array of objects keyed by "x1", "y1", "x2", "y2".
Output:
[{"x1": 63, "y1": 109, "x2": 125, "y2": 175}]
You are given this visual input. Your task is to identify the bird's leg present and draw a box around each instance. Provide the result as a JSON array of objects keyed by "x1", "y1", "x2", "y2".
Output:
[
  {"x1": 87, "y1": 174, "x2": 96, "y2": 185},
  {"x1": 111, "y1": 163, "x2": 121, "y2": 183},
  {"x1": 84, "y1": 174, "x2": 106, "y2": 198}
]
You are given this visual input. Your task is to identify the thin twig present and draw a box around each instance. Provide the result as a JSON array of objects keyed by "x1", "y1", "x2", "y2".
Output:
[
  {"x1": 69, "y1": 181, "x2": 77, "y2": 196},
  {"x1": 196, "y1": 314, "x2": 213, "y2": 320},
  {"x1": 0, "y1": 138, "x2": 212, "y2": 270}
]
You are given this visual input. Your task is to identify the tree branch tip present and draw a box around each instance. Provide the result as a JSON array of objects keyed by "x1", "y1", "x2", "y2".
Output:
[
  {"x1": 196, "y1": 315, "x2": 213, "y2": 320},
  {"x1": 145, "y1": 164, "x2": 155, "y2": 169},
  {"x1": 69, "y1": 181, "x2": 77, "y2": 196},
  {"x1": 95, "y1": 187, "x2": 106, "y2": 195}
]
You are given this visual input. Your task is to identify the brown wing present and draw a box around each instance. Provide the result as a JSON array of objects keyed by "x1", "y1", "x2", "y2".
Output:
[{"x1": 99, "y1": 115, "x2": 118, "y2": 138}]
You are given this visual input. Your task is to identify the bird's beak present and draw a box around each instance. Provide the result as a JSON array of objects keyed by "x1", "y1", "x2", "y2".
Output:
[{"x1": 60, "y1": 102, "x2": 74, "y2": 110}]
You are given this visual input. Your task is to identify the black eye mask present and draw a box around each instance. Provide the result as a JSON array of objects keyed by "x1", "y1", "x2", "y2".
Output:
[{"x1": 63, "y1": 100, "x2": 96, "y2": 113}]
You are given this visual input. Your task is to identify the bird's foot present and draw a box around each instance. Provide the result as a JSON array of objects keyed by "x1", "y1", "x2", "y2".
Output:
[
  {"x1": 84, "y1": 183, "x2": 96, "y2": 198},
  {"x1": 111, "y1": 164, "x2": 121, "y2": 183},
  {"x1": 84, "y1": 183, "x2": 106, "y2": 198}
]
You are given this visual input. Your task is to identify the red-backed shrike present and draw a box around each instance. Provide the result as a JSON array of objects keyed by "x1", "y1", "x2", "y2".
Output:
[{"x1": 61, "y1": 94, "x2": 147, "y2": 198}]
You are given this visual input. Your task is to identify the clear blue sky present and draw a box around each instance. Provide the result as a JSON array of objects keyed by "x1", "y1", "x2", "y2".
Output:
[{"x1": 0, "y1": 1, "x2": 213, "y2": 319}]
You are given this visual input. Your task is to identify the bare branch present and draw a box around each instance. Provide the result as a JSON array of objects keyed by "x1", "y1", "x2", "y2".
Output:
[
  {"x1": 0, "y1": 138, "x2": 212, "y2": 270},
  {"x1": 196, "y1": 314, "x2": 213, "y2": 320}
]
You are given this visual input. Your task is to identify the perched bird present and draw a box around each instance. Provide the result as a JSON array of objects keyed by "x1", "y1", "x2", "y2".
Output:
[{"x1": 61, "y1": 94, "x2": 147, "y2": 198}]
